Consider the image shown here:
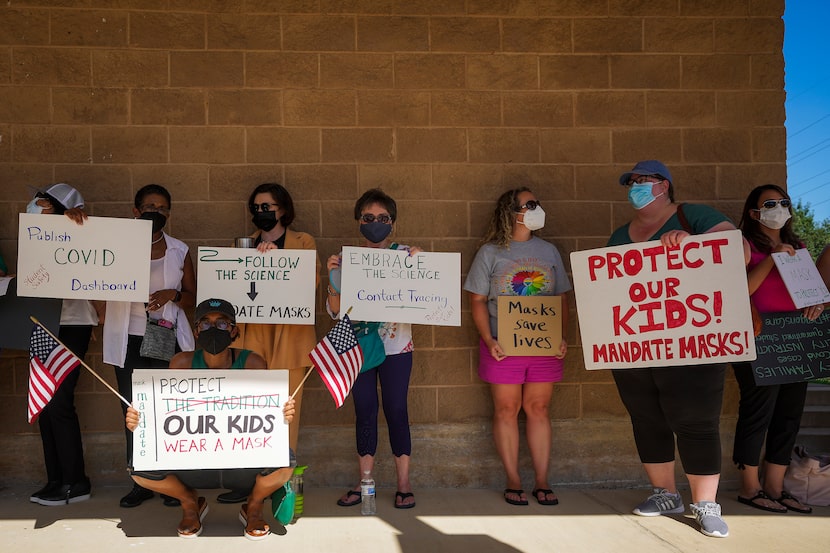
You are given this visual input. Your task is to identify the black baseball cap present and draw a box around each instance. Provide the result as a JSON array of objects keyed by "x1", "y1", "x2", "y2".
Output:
[{"x1": 194, "y1": 298, "x2": 236, "y2": 323}]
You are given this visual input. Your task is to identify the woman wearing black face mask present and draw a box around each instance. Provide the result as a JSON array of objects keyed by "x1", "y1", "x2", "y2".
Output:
[{"x1": 102, "y1": 183, "x2": 196, "y2": 509}]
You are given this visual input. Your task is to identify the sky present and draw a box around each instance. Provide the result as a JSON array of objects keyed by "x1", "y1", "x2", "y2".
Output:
[{"x1": 784, "y1": 2, "x2": 830, "y2": 221}]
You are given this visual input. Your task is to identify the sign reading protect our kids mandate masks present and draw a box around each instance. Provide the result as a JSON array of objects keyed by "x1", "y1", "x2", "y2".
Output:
[
  {"x1": 131, "y1": 369, "x2": 290, "y2": 471},
  {"x1": 339, "y1": 246, "x2": 461, "y2": 326},
  {"x1": 17, "y1": 214, "x2": 151, "y2": 302},
  {"x1": 570, "y1": 229, "x2": 756, "y2": 370}
]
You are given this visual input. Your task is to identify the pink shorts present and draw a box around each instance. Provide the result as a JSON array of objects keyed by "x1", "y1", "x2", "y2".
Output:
[{"x1": 477, "y1": 339, "x2": 564, "y2": 384}]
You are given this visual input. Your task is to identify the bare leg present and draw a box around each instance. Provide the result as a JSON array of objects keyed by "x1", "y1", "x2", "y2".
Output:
[
  {"x1": 338, "y1": 454, "x2": 374, "y2": 504},
  {"x1": 764, "y1": 462, "x2": 809, "y2": 510},
  {"x1": 394, "y1": 454, "x2": 414, "y2": 507},
  {"x1": 132, "y1": 475, "x2": 201, "y2": 536},
  {"x1": 687, "y1": 473, "x2": 720, "y2": 504},
  {"x1": 642, "y1": 461, "x2": 677, "y2": 493},
  {"x1": 491, "y1": 383, "x2": 524, "y2": 503},
  {"x1": 243, "y1": 467, "x2": 294, "y2": 536},
  {"x1": 523, "y1": 382, "x2": 556, "y2": 502}
]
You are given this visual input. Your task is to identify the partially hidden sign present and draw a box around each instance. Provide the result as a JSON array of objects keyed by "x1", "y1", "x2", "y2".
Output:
[
  {"x1": 771, "y1": 248, "x2": 830, "y2": 309},
  {"x1": 17, "y1": 213, "x2": 151, "y2": 301},
  {"x1": 340, "y1": 246, "x2": 461, "y2": 326},
  {"x1": 131, "y1": 369, "x2": 289, "y2": 471},
  {"x1": 570, "y1": 229, "x2": 757, "y2": 369},
  {"x1": 497, "y1": 295, "x2": 562, "y2": 356},
  {"x1": 196, "y1": 246, "x2": 316, "y2": 325},
  {"x1": 752, "y1": 310, "x2": 830, "y2": 385}
]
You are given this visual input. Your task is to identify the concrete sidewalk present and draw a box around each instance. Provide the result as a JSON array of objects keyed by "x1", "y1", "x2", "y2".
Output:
[{"x1": 2, "y1": 484, "x2": 827, "y2": 552}]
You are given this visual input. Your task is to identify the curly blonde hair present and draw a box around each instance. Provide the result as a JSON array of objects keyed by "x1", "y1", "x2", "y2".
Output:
[{"x1": 480, "y1": 187, "x2": 531, "y2": 248}]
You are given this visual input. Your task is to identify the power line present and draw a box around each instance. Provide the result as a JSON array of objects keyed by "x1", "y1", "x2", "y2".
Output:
[
  {"x1": 789, "y1": 167, "x2": 830, "y2": 190},
  {"x1": 789, "y1": 139, "x2": 830, "y2": 166},
  {"x1": 787, "y1": 113, "x2": 830, "y2": 138}
]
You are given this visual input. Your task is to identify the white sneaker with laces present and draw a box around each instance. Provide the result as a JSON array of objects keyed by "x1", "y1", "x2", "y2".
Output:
[{"x1": 691, "y1": 501, "x2": 729, "y2": 538}]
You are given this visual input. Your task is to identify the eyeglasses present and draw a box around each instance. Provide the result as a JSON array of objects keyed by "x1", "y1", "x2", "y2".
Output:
[
  {"x1": 626, "y1": 176, "x2": 665, "y2": 186},
  {"x1": 360, "y1": 213, "x2": 392, "y2": 224},
  {"x1": 249, "y1": 202, "x2": 279, "y2": 213},
  {"x1": 518, "y1": 200, "x2": 541, "y2": 211},
  {"x1": 140, "y1": 204, "x2": 170, "y2": 215},
  {"x1": 196, "y1": 318, "x2": 235, "y2": 332},
  {"x1": 759, "y1": 198, "x2": 791, "y2": 210}
]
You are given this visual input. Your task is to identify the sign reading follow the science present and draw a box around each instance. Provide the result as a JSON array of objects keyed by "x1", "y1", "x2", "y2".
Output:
[
  {"x1": 196, "y1": 246, "x2": 316, "y2": 325},
  {"x1": 570, "y1": 229, "x2": 757, "y2": 370},
  {"x1": 17, "y1": 214, "x2": 151, "y2": 302},
  {"x1": 339, "y1": 246, "x2": 461, "y2": 326},
  {"x1": 131, "y1": 369, "x2": 290, "y2": 471}
]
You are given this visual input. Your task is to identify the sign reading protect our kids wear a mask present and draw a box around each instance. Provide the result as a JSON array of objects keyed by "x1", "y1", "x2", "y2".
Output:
[
  {"x1": 17, "y1": 214, "x2": 151, "y2": 302},
  {"x1": 570, "y1": 229, "x2": 757, "y2": 370}
]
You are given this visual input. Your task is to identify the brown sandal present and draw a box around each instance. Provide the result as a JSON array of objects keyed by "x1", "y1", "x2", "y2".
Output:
[
  {"x1": 239, "y1": 503, "x2": 270, "y2": 540},
  {"x1": 177, "y1": 496, "x2": 208, "y2": 538}
]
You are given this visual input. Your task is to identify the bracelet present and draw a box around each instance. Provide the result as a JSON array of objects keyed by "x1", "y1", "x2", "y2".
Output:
[
  {"x1": 327, "y1": 285, "x2": 339, "y2": 296},
  {"x1": 173, "y1": 290, "x2": 182, "y2": 303}
]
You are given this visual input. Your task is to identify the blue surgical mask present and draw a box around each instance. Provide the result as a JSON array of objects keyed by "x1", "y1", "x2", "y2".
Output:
[
  {"x1": 628, "y1": 183, "x2": 663, "y2": 210},
  {"x1": 26, "y1": 198, "x2": 44, "y2": 214}
]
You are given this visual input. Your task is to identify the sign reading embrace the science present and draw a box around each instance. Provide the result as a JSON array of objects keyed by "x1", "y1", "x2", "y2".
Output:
[
  {"x1": 340, "y1": 246, "x2": 461, "y2": 326},
  {"x1": 570, "y1": 230, "x2": 757, "y2": 370},
  {"x1": 131, "y1": 369, "x2": 290, "y2": 471},
  {"x1": 17, "y1": 214, "x2": 151, "y2": 302}
]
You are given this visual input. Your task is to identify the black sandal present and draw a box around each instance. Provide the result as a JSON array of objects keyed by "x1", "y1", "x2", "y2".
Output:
[
  {"x1": 776, "y1": 490, "x2": 812, "y2": 514},
  {"x1": 337, "y1": 489, "x2": 362, "y2": 507}
]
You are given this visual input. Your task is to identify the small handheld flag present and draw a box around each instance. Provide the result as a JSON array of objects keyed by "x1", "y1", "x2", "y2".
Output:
[
  {"x1": 28, "y1": 324, "x2": 81, "y2": 423},
  {"x1": 309, "y1": 313, "x2": 364, "y2": 408}
]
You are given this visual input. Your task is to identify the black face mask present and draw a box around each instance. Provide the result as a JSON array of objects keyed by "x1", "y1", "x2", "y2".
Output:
[
  {"x1": 140, "y1": 211, "x2": 167, "y2": 234},
  {"x1": 252, "y1": 211, "x2": 278, "y2": 231},
  {"x1": 196, "y1": 327, "x2": 233, "y2": 355}
]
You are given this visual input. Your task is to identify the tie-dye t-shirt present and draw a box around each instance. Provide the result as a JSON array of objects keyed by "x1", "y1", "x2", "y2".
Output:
[{"x1": 464, "y1": 237, "x2": 572, "y2": 338}]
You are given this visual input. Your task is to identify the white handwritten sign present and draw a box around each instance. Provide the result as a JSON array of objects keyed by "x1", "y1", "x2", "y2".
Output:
[
  {"x1": 340, "y1": 246, "x2": 461, "y2": 326},
  {"x1": 196, "y1": 247, "x2": 316, "y2": 325},
  {"x1": 772, "y1": 248, "x2": 830, "y2": 309},
  {"x1": 570, "y1": 230, "x2": 756, "y2": 369},
  {"x1": 131, "y1": 369, "x2": 289, "y2": 471},
  {"x1": 17, "y1": 214, "x2": 151, "y2": 301}
]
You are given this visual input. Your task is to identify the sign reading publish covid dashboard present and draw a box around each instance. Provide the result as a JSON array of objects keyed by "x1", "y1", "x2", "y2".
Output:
[
  {"x1": 17, "y1": 214, "x2": 151, "y2": 302},
  {"x1": 340, "y1": 246, "x2": 461, "y2": 326}
]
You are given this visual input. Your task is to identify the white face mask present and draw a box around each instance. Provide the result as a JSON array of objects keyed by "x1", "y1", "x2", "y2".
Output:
[
  {"x1": 758, "y1": 205, "x2": 791, "y2": 230},
  {"x1": 26, "y1": 198, "x2": 44, "y2": 214},
  {"x1": 518, "y1": 206, "x2": 546, "y2": 231}
]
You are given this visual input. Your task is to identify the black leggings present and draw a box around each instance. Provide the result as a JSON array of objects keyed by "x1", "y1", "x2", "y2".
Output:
[{"x1": 613, "y1": 364, "x2": 725, "y2": 475}]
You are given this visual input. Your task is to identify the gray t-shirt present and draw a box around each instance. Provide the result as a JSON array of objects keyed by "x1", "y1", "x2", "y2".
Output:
[{"x1": 463, "y1": 236, "x2": 572, "y2": 338}]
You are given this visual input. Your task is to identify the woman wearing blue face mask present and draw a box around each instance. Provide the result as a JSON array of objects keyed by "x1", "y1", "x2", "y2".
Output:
[
  {"x1": 608, "y1": 160, "x2": 739, "y2": 539},
  {"x1": 731, "y1": 184, "x2": 819, "y2": 516},
  {"x1": 326, "y1": 188, "x2": 422, "y2": 510}
]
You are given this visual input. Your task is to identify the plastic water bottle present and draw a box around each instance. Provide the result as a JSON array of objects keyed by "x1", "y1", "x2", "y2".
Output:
[
  {"x1": 290, "y1": 465, "x2": 307, "y2": 524},
  {"x1": 360, "y1": 470, "x2": 376, "y2": 515}
]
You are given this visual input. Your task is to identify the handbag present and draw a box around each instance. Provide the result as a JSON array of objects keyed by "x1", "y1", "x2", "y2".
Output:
[
  {"x1": 271, "y1": 480, "x2": 296, "y2": 525},
  {"x1": 783, "y1": 445, "x2": 830, "y2": 506},
  {"x1": 139, "y1": 315, "x2": 177, "y2": 362},
  {"x1": 352, "y1": 320, "x2": 386, "y2": 373}
]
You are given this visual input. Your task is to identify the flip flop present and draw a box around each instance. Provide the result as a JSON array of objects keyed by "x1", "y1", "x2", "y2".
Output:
[
  {"x1": 337, "y1": 489, "x2": 362, "y2": 507},
  {"x1": 504, "y1": 488, "x2": 528, "y2": 506},
  {"x1": 395, "y1": 491, "x2": 416, "y2": 509},
  {"x1": 532, "y1": 488, "x2": 559, "y2": 506},
  {"x1": 776, "y1": 490, "x2": 813, "y2": 514},
  {"x1": 177, "y1": 496, "x2": 208, "y2": 538},
  {"x1": 239, "y1": 503, "x2": 271, "y2": 541},
  {"x1": 737, "y1": 490, "x2": 786, "y2": 513}
]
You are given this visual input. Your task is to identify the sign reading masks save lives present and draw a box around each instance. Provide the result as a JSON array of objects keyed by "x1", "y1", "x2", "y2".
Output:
[
  {"x1": 196, "y1": 246, "x2": 316, "y2": 324},
  {"x1": 17, "y1": 213, "x2": 151, "y2": 301},
  {"x1": 131, "y1": 370, "x2": 289, "y2": 470},
  {"x1": 570, "y1": 230, "x2": 757, "y2": 370},
  {"x1": 339, "y1": 246, "x2": 461, "y2": 326}
]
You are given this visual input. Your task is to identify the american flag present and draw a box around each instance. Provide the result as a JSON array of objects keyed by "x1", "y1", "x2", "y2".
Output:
[
  {"x1": 309, "y1": 314, "x2": 364, "y2": 408},
  {"x1": 28, "y1": 324, "x2": 81, "y2": 423}
]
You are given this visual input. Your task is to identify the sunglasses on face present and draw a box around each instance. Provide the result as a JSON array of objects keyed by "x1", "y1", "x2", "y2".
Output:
[
  {"x1": 518, "y1": 200, "x2": 541, "y2": 211},
  {"x1": 249, "y1": 202, "x2": 279, "y2": 213},
  {"x1": 759, "y1": 198, "x2": 791, "y2": 210},
  {"x1": 196, "y1": 318, "x2": 234, "y2": 332},
  {"x1": 360, "y1": 213, "x2": 392, "y2": 224},
  {"x1": 140, "y1": 204, "x2": 170, "y2": 215}
]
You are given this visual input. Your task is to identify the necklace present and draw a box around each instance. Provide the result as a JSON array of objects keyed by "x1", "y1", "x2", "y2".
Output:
[{"x1": 152, "y1": 234, "x2": 164, "y2": 245}]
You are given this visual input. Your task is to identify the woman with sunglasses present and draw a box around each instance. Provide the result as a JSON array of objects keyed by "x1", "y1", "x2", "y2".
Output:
[
  {"x1": 327, "y1": 188, "x2": 421, "y2": 510},
  {"x1": 731, "y1": 184, "x2": 819, "y2": 515},
  {"x1": 464, "y1": 188, "x2": 570, "y2": 507},
  {"x1": 103, "y1": 183, "x2": 196, "y2": 509}
]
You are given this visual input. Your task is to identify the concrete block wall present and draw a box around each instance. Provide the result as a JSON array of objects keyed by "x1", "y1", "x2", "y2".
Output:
[{"x1": 0, "y1": 1, "x2": 785, "y2": 489}]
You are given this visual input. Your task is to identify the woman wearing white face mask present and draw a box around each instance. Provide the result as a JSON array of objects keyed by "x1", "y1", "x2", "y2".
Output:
[
  {"x1": 731, "y1": 184, "x2": 819, "y2": 516},
  {"x1": 464, "y1": 188, "x2": 571, "y2": 507}
]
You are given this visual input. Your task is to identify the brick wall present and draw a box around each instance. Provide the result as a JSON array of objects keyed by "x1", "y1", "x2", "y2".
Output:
[{"x1": 0, "y1": 1, "x2": 785, "y2": 488}]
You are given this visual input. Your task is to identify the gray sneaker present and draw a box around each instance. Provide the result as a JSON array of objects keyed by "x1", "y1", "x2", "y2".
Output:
[
  {"x1": 691, "y1": 501, "x2": 729, "y2": 538},
  {"x1": 632, "y1": 487, "x2": 685, "y2": 516}
]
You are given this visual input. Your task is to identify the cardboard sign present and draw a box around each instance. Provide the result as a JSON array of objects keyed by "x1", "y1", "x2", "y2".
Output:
[
  {"x1": 752, "y1": 310, "x2": 830, "y2": 385},
  {"x1": 0, "y1": 277, "x2": 62, "y2": 350},
  {"x1": 131, "y1": 369, "x2": 289, "y2": 471},
  {"x1": 340, "y1": 246, "x2": 461, "y2": 326},
  {"x1": 570, "y1": 229, "x2": 757, "y2": 369},
  {"x1": 17, "y1": 214, "x2": 151, "y2": 302},
  {"x1": 497, "y1": 295, "x2": 562, "y2": 356},
  {"x1": 196, "y1": 247, "x2": 316, "y2": 325},
  {"x1": 771, "y1": 248, "x2": 830, "y2": 309}
]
